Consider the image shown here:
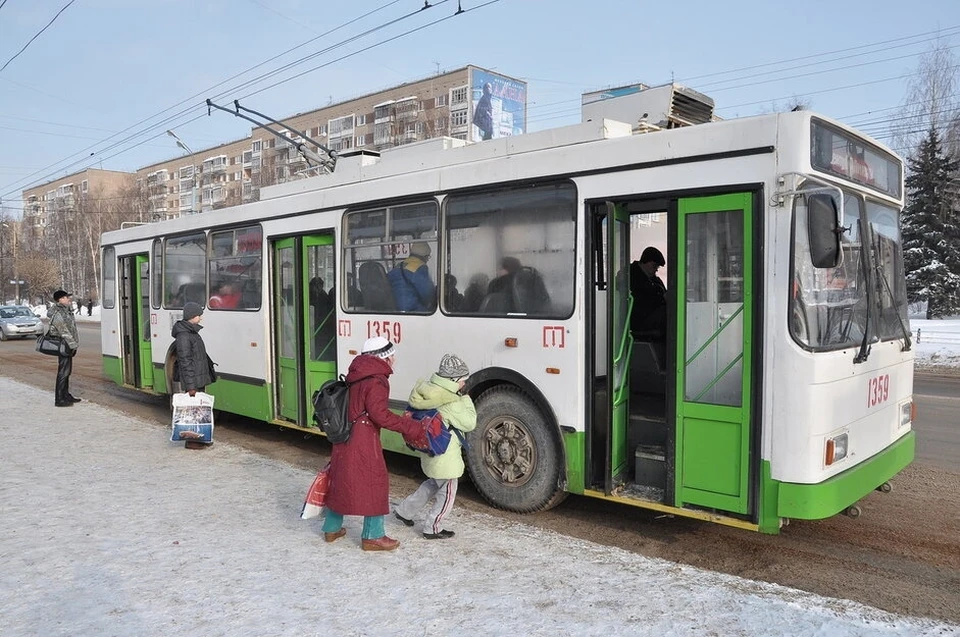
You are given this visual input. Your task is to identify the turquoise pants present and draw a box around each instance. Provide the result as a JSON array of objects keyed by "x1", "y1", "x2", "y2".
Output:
[{"x1": 322, "y1": 509, "x2": 385, "y2": 539}]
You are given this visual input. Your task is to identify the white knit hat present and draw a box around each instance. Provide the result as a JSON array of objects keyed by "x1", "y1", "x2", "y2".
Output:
[{"x1": 362, "y1": 336, "x2": 396, "y2": 359}]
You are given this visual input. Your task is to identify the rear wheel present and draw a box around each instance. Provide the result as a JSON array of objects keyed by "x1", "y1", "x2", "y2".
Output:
[{"x1": 466, "y1": 385, "x2": 566, "y2": 513}]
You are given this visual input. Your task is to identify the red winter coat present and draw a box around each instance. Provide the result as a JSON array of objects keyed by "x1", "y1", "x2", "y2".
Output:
[{"x1": 324, "y1": 355, "x2": 424, "y2": 517}]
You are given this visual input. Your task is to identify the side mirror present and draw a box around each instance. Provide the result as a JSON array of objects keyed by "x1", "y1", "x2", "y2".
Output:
[{"x1": 807, "y1": 194, "x2": 840, "y2": 268}]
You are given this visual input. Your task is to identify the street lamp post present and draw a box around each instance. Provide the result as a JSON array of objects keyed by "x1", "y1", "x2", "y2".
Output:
[{"x1": 166, "y1": 129, "x2": 198, "y2": 215}]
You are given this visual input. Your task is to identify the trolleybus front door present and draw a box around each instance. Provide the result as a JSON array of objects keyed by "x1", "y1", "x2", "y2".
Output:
[
  {"x1": 606, "y1": 202, "x2": 632, "y2": 491},
  {"x1": 118, "y1": 254, "x2": 153, "y2": 389},
  {"x1": 273, "y1": 236, "x2": 337, "y2": 426},
  {"x1": 675, "y1": 193, "x2": 754, "y2": 515}
]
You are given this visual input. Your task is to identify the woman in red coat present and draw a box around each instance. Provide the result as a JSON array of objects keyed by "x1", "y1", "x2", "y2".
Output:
[{"x1": 322, "y1": 336, "x2": 425, "y2": 551}]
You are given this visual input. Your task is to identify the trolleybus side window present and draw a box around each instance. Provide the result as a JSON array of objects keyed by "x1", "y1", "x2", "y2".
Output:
[
  {"x1": 151, "y1": 240, "x2": 162, "y2": 310},
  {"x1": 791, "y1": 192, "x2": 868, "y2": 350},
  {"x1": 208, "y1": 225, "x2": 262, "y2": 310},
  {"x1": 444, "y1": 182, "x2": 576, "y2": 317},
  {"x1": 102, "y1": 246, "x2": 116, "y2": 309},
  {"x1": 163, "y1": 232, "x2": 206, "y2": 309},
  {"x1": 342, "y1": 201, "x2": 438, "y2": 314}
]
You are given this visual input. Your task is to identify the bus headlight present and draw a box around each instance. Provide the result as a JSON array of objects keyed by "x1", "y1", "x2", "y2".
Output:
[
  {"x1": 899, "y1": 400, "x2": 913, "y2": 428},
  {"x1": 825, "y1": 433, "x2": 848, "y2": 466}
]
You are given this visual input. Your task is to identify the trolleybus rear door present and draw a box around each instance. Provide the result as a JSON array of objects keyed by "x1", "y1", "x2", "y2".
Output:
[
  {"x1": 274, "y1": 239, "x2": 301, "y2": 422},
  {"x1": 606, "y1": 202, "x2": 632, "y2": 491},
  {"x1": 118, "y1": 254, "x2": 153, "y2": 389},
  {"x1": 301, "y1": 235, "x2": 337, "y2": 424},
  {"x1": 675, "y1": 193, "x2": 754, "y2": 515},
  {"x1": 273, "y1": 236, "x2": 338, "y2": 426}
]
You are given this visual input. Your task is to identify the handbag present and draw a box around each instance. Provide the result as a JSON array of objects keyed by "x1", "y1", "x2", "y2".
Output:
[
  {"x1": 36, "y1": 333, "x2": 63, "y2": 357},
  {"x1": 300, "y1": 464, "x2": 331, "y2": 520}
]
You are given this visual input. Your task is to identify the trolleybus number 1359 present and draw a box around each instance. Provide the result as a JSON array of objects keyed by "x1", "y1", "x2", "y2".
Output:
[{"x1": 867, "y1": 374, "x2": 890, "y2": 408}]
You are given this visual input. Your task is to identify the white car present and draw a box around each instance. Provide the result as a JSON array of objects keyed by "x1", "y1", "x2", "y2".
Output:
[{"x1": 0, "y1": 305, "x2": 45, "y2": 341}]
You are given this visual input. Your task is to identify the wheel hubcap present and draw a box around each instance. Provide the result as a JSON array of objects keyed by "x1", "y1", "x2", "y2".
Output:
[{"x1": 483, "y1": 419, "x2": 535, "y2": 486}]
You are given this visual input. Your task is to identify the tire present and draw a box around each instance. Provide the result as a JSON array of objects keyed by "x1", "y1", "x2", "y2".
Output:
[
  {"x1": 0, "y1": 329, "x2": 7, "y2": 341},
  {"x1": 466, "y1": 385, "x2": 566, "y2": 513}
]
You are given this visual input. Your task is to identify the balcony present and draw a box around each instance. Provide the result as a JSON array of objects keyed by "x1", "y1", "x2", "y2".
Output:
[
  {"x1": 242, "y1": 151, "x2": 253, "y2": 167},
  {"x1": 202, "y1": 155, "x2": 228, "y2": 173}
]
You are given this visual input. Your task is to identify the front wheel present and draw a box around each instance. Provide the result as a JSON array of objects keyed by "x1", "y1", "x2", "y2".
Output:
[{"x1": 466, "y1": 385, "x2": 566, "y2": 513}]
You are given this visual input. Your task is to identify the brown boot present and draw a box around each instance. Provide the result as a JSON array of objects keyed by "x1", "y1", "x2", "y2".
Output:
[
  {"x1": 324, "y1": 528, "x2": 346, "y2": 543},
  {"x1": 361, "y1": 536, "x2": 400, "y2": 551}
]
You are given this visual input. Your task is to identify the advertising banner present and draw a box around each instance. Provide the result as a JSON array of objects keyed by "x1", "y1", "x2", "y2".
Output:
[{"x1": 470, "y1": 68, "x2": 526, "y2": 143}]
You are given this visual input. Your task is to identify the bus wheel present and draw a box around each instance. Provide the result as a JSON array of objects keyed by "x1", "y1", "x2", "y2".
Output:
[{"x1": 466, "y1": 386, "x2": 565, "y2": 513}]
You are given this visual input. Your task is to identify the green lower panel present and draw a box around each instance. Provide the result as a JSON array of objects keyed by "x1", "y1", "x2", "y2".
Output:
[
  {"x1": 380, "y1": 429, "x2": 421, "y2": 458},
  {"x1": 152, "y1": 364, "x2": 168, "y2": 395},
  {"x1": 777, "y1": 431, "x2": 915, "y2": 520},
  {"x1": 103, "y1": 356, "x2": 122, "y2": 385},
  {"x1": 205, "y1": 379, "x2": 273, "y2": 423},
  {"x1": 562, "y1": 430, "x2": 584, "y2": 494}
]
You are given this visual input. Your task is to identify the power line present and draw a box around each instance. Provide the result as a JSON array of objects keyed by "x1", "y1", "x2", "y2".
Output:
[
  {"x1": 4, "y1": 0, "x2": 490, "y2": 199},
  {"x1": 0, "y1": 0, "x2": 416, "y2": 197},
  {"x1": 0, "y1": 0, "x2": 77, "y2": 74}
]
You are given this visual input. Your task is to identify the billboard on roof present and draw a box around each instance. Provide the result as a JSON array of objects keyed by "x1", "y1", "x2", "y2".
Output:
[{"x1": 469, "y1": 68, "x2": 526, "y2": 143}]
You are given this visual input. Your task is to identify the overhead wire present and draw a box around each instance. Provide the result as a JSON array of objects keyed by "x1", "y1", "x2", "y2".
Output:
[
  {"x1": 0, "y1": 0, "x2": 77, "y2": 73},
  {"x1": 5, "y1": 0, "x2": 495, "y2": 202},
  {"x1": 1, "y1": 0, "x2": 437, "y2": 198}
]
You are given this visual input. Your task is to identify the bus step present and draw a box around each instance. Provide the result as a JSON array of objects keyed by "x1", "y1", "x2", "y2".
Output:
[{"x1": 635, "y1": 444, "x2": 665, "y2": 488}]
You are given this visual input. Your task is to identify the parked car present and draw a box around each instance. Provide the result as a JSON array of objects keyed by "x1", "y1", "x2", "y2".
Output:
[{"x1": 0, "y1": 305, "x2": 45, "y2": 341}]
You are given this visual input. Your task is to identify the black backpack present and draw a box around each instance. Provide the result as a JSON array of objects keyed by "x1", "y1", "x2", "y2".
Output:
[{"x1": 311, "y1": 376, "x2": 355, "y2": 444}]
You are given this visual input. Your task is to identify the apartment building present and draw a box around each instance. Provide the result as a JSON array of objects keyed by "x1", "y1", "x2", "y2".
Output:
[
  {"x1": 22, "y1": 65, "x2": 527, "y2": 226},
  {"x1": 20, "y1": 168, "x2": 134, "y2": 245},
  {"x1": 142, "y1": 64, "x2": 527, "y2": 214}
]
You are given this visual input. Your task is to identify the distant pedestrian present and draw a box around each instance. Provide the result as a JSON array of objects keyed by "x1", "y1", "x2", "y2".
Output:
[
  {"x1": 322, "y1": 336, "x2": 427, "y2": 551},
  {"x1": 48, "y1": 290, "x2": 80, "y2": 407},
  {"x1": 75, "y1": 299, "x2": 83, "y2": 315},
  {"x1": 395, "y1": 353, "x2": 476, "y2": 540},
  {"x1": 86, "y1": 300, "x2": 93, "y2": 316}
]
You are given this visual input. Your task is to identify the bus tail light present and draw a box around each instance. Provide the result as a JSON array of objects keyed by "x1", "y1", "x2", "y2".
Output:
[
  {"x1": 825, "y1": 433, "x2": 848, "y2": 466},
  {"x1": 899, "y1": 400, "x2": 913, "y2": 428}
]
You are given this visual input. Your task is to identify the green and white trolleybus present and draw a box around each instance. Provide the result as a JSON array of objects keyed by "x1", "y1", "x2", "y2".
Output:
[{"x1": 100, "y1": 109, "x2": 914, "y2": 533}]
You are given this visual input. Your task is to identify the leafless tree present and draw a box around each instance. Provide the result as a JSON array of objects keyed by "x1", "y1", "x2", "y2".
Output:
[
  {"x1": 891, "y1": 38, "x2": 960, "y2": 159},
  {"x1": 17, "y1": 252, "x2": 60, "y2": 303}
]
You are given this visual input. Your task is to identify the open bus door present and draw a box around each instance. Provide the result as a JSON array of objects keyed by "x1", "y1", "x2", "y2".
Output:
[
  {"x1": 675, "y1": 193, "x2": 755, "y2": 515},
  {"x1": 118, "y1": 254, "x2": 154, "y2": 389},
  {"x1": 606, "y1": 202, "x2": 632, "y2": 492},
  {"x1": 272, "y1": 235, "x2": 337, "y2": 427}
]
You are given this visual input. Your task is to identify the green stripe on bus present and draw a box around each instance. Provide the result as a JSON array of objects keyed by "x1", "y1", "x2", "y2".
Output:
[
  {"x1": 777, "y1": 431, "x2": 915, "y2": 520},
  {"x1": 102, "y1": 356, "x2": 122, "y2": 386}
]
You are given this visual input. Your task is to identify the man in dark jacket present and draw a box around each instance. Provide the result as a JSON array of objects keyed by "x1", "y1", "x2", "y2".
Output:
[
  {"x1": 48, "y1": 290, "x2": 81, "y2": 406},
  {"x1": 172, "y1": 302, "x2": 216, "y2": 396},
  {"x1": 630, "y1": 246, "x2": 667, "y2": 339}
]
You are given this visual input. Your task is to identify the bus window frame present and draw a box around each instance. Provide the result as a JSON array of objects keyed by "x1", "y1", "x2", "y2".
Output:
[
  {"x1": 102, "y1": 246, "x2": 116, "y2": 310},
  {"x1": 162, "y1": 230, "x2": 208, "y2": 310},
  {"x1": 206, "y1": 223, "x2": 264, "y2": 312}
]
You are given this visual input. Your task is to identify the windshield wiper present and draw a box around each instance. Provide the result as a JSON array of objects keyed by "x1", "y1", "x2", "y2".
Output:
[
  {"x1": 873, "y1": 235, "x2": 912, "y2": 352},
  {"x1": 853, "y1": 216, "x2": 872, "y2": 364}
]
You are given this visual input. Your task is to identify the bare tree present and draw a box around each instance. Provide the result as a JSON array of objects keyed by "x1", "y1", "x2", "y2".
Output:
[
  {"x1": 891, "y1": 38, "x2": 960, "y2": 158},
  {"x1": 17, "y1": 252, "x2": 60, "y2": 303}
]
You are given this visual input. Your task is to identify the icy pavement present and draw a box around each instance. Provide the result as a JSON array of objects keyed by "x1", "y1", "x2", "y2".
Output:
[{"x1": 0, "y1": 377, "x2": 956, "y2": 637}]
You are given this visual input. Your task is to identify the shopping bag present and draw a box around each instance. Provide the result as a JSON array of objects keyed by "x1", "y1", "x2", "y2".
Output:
[
  {"x1": 300, "y1": 464, "x2": 331, "y2": 520},
  {"x1": 170, "y1": 391, "x2": 215, "y2": 444}
]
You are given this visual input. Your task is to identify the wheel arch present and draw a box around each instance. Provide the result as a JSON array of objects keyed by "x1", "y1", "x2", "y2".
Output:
[{"x1": 464, "y1": 366, "x2": 567, "y2": 490}]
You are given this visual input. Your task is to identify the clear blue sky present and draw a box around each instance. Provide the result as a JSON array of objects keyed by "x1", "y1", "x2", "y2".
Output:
[{"x1": 0, "y1": 0, "x2": 957, "y2": 212}]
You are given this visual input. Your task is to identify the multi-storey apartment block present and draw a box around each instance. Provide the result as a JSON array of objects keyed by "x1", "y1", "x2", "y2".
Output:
[{"x1": 23, "y1": 65, "x2": 527, "y2": 227}]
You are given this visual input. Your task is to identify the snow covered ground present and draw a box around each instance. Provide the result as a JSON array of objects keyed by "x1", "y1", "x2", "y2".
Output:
[{"x1": 0, "y1": 378, "x2": 956, "y2": 637}]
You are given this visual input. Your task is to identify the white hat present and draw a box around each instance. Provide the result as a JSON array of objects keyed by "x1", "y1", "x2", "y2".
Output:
[{"x1": 362, "y1": 336, "x2": 396, "y2": 359}]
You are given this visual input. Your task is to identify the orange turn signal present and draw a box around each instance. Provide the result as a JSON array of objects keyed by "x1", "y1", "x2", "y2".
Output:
[
  {"x1": 825, "y1": 439, "x2": 835, "y2": 466},
  {"x1": 504, "y1": 338, "x2": 518, "y2": 348},
  {"x1": 546, "y1": 367, "x2": 560, "y2": 375}
]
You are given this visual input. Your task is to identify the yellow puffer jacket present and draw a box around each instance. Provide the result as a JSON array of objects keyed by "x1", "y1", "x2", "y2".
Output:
[{"x1": 407, "y1": 374, "x2": 477, "y2": 479}]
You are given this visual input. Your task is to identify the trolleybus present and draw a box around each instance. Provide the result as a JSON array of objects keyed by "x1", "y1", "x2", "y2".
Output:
[{"x1": 100, "y1": 109, "x2": 914, "y2": 533}]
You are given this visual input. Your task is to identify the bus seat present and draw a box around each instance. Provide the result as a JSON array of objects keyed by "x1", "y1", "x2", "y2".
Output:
[
  {"x1": 478, "y1": 292, "x2": 510, "y2": 313},
  {"x1": 512, "y1": 267, "x2": 550, "y2": 314},
  {"x1": 358, "y1": 262, "x2": 396, "y2": 311}
]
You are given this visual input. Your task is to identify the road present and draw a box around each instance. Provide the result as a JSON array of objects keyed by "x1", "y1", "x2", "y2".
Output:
[{"x1": 1, "y1": 322, "x2": 958, "y2": 624}]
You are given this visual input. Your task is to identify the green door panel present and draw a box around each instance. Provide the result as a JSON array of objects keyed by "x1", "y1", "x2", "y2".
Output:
[
  {"x1": 136, "y1": 255, "x2": 154, "y2": 389},
  {"x1": 274, "y1": 239, "x2": 299, "y2": 421},
  {"x1": 607, "y1": 202, "x2": 632, "y2": 489},
  {"x1": 675, "y1": 193, "x2": 754, "y2": 515}
]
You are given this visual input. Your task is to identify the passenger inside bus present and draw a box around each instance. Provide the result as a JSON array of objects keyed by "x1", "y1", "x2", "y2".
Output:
[
  {"x1": 630, "y1": 246, "x2": 667, "y2": 340},
  {"x1": 482, "y1": 257, "x2": 551, "y2": 314},
  {"x1": 309, "y1": 276, "x2": 336, "y2": 360},
  {"x1": 459, "y1": 273, "x2": 490, "y2": 313},
  {"x1": 358, "y1": 261, "x2": 396, "y2": 311},
  {"x1": 387, "y1": 241, "x2": 435, "y2": 312},
  {"x1": 208, "y1": 282, "x2": 242, "y2": 309}
]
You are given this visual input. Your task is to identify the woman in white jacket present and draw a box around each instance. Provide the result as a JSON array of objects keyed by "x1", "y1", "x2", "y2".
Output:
[{"x1": 395, "y1": 354, "x2": 477, "y2": 539}]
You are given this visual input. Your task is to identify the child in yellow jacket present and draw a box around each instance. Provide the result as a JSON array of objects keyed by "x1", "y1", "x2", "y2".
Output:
[{"x1": 395, "y1": 354, "x2": 477, "y2": 539}]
